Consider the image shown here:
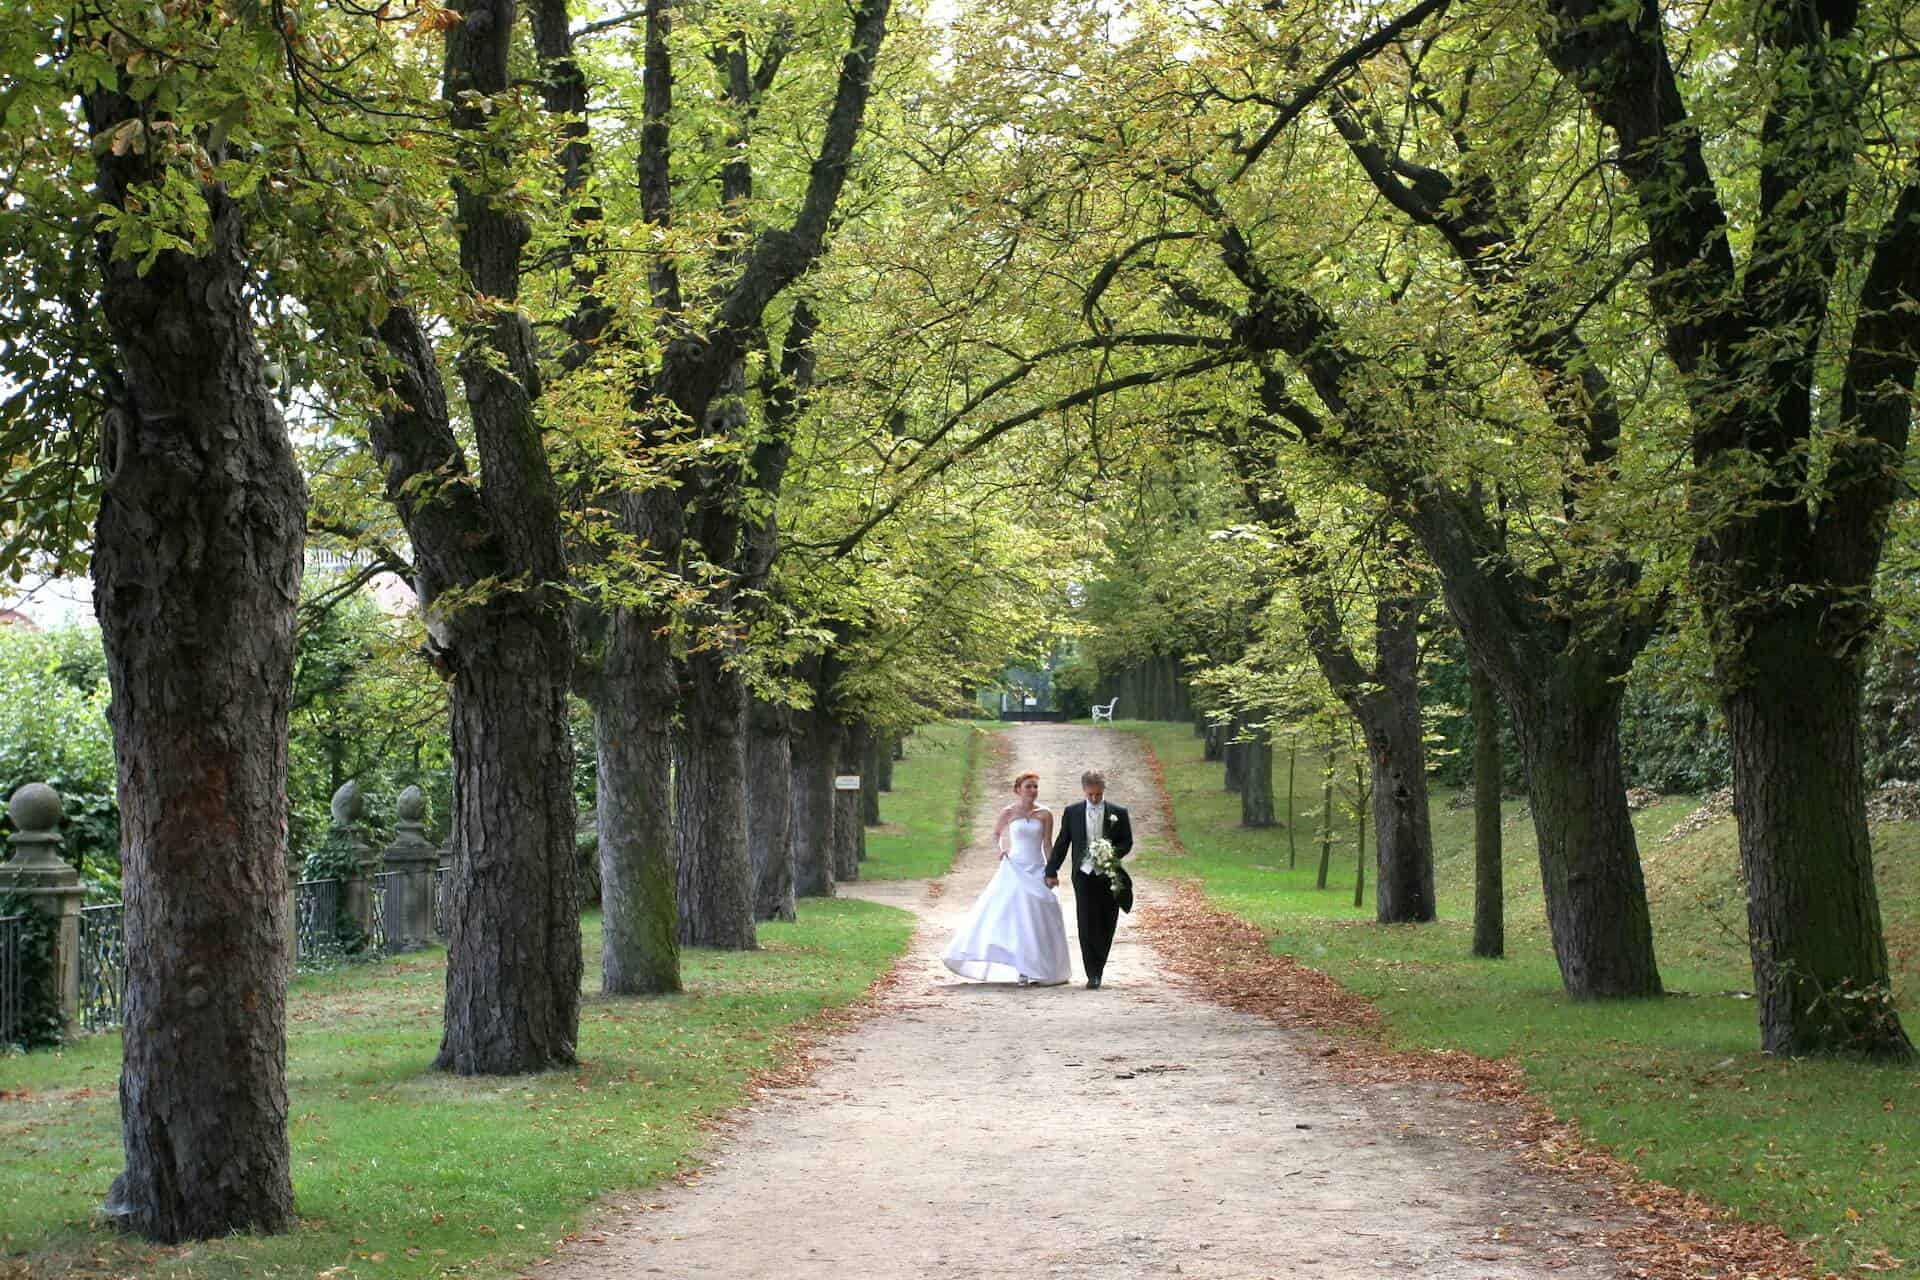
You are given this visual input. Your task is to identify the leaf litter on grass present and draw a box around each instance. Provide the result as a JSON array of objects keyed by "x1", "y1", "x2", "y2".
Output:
[{"x1": 1137, "y1": 880, "x2": 1872, "y2": 1280}]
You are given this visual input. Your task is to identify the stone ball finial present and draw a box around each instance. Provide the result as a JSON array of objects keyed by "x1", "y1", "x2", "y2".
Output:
[
  {"x1": 329, "y1": 780, "x2": 365, "y2": 827},
  {"x1": 396, "y1": 785, "x2": 427, "y2": 823},
  {"x1": 8, "y1": 782, "x2": 62, "y2": 833}
]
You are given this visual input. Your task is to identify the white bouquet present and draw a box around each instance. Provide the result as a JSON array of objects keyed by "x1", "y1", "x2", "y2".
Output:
[{"x1": 1087, "y1": 836, "x2": 1125, "y2": 895}]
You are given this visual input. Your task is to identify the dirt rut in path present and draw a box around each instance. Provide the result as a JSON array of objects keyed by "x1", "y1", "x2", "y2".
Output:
[{"x1": 552, "y1": 724, "x2": 1622, "y2": 1279}]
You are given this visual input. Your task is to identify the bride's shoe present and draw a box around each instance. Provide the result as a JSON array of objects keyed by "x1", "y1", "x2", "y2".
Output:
[{"x1": 1016, "y1": 974, "x2": 1033, "y2": 986}]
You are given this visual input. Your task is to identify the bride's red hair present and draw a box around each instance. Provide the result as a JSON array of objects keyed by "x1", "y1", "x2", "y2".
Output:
[{"x1": 1011, "y1": 770, "x2": 1040, "y2": 793}]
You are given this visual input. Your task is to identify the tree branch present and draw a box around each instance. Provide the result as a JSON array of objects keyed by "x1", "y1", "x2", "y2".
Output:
[
  {"x1": 1821, "y1": 172, "x2": 1920, "y2": 591},
  {"x1": 716, "y1": 0, "x2": 892, "y2": 338},
  {"x1": 827, "y1": 350, "x2": 1240, "y2": 556},
  {"x1": 1535, "y1": 0, "x2": 1738, "y2": 380},
  {"x1": 1230, "y1": 0, "x2": 1454, "y2": 183},
  {"x1": 640, "y1": 0, "x2": 681, "y2": 317}
]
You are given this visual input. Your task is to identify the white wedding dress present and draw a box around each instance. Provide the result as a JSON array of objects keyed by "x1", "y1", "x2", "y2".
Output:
[{"x1": 942, "y1": 815, "x2": 1072, "y2": 985}]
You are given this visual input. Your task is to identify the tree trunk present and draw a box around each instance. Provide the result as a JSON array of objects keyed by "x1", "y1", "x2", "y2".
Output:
[
  {"x1": 675, "y1": 649, "x2": 757, "y2": 949},
  {"x1": 1241, "y1": 729, "x2": 1276, "y2": 827},
  {"x1": 748, "y1": 696, "x2": 797, "y2": 923},
  {"x1": 1471, "y1": 662, "x2": 1505, "y2": 959},
  {"x1": 363, "y1": 0, "x2": 584, "y2": 1076},
  {"x1": 877, "y1": 737, "x2": 896, "y2": 792},
  {"x1": 88, "y1": 81, "x2": 302, "y2": 1236},
  {"x1": 790, "y1": 686, "x2": 838, "y2": 898},
  {"x1": 1228, "y1": 225, "x2": 1663, "y2": 999},
  {"x1": 1530, "y1": 0, "x2": 1920, "y2": 1048},
  {"x1": 364, "y1": 305, "x2": 587, "y2": 1064},
  {"x1": 832, "y1": 720, "x2": 864, "y2": 880},
  {"x1": 1203, "y1": 724, "x2": 1224, "y2": 762},
  {"x1": 1356, "y1": 598, "x2": 1437, "y2": 924},
  {"x1": 861, "y1": 725, "x2": 883, "y2": 826},
  {"x1": 1353, "y1": 759, "x2": 1368, "y2": 909},
  {"x1": 1503, "y1": 668, "x2": 1661, "y2": 998},
  {"x1": 1722, "y1": 609, "x2": 1912, "y2": 1057},
  {"x1": 1316, "y1": 750, "x2": 1335, "y2": 890},
  {"x1": 591, "y1": 604, "x2": 682, "y2": 993},
  {"x1": 1224, "y1": 720, "x2": 1246, "y2": 793},
  {"x1": 893, "y1": 735, "x2": 906, "y2": 761},
  {"x1": 1286, "y1": 739, "x2": 1298, "y2": 869},
  {"x1": 437, "y1": 605, "x2": 583, "y2": 1072}
]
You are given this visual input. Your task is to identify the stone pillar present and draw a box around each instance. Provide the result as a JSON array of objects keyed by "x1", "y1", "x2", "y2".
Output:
[
  {"x1": 382, "y1": 786, "x2": 437, "y2": 952},
  {"x1": 324, "y1": 781, "x2": 378, "y2": 948},
  {"x1": 0, "y1": 783, "x2": 85, "y2": 1033}
]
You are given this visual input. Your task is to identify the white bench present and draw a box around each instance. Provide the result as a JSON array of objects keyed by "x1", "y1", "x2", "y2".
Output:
[{"x1": 1091, "y1": 698, "x2": 1118, "y2": 723}]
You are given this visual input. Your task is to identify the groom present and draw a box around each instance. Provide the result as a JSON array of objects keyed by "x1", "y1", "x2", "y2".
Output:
[{"x1": 1046, "y1": 768, "x2": 1133, "y2": 989}]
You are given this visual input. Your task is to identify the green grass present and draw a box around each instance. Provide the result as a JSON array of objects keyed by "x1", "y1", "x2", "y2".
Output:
[
  {"x1": 860, "y1": 722, "x2": 985, "y2": 881},
  {"x1": 0, "y1": 905, "x2": 911, "y2": 1279},
  {"x1": 1125, "y1": 719, "x2": 1920, "y2": 1273}
]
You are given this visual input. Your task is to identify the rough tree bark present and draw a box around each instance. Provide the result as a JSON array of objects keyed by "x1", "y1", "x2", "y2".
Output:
[
  {"x1": 790, "y1": 660, "x2": 838, "y2": 898},
  {"x1": 1241, "y1": 729, "x2": 1276, "y2": 827},
  {"x1": 675, "y1": 656, "x2": 756, "y2": 949},
  {"x1": 368, "y1": 303, "x2": 583, "y2": 1067},
  {"x1": 1470, "y1": 661, "x2": 1505, "y2": 960},
  {"x1": 1725, "y1": 613, "x2": 1907, "y2": 1053},
  {"x1": 1498, "y1": 660, "x2": 1658, "y2": 997},
  {"x1": 1353, "y1": 759, "x2": 1368, "y2": 909},
  {"x1": 748, "y1": 697, "x2": 797, "y2": 922},
  {"x1": 86, "y1": 66, "x2": 302, "y2": 1241},
  {"x1": 832, "y1": 720, "x2": 865, "y2": 881},
  {"x1": 1223, "y1": 720, "x2": 1246, "y2": 792},
  {"x1": 590, "y1": 582, "x2": 682, "y2": 992},
  {"x1": 1362, "y1": 597, "x2": 1437, "y2": 924},
  {"x1": 861, "y1": 727, "x2": 883, "y2": 826},
  {"x1": 438, "y1": 601, "x2": 581, "y2": 1069},
  {"x1": 736, "y1": 309, "x2": 818, "y2": 928},
  {"x1": 357, "y1": 0, "x2": 585, "y2": 1066},
  {"x1": 415, "y1": 0, "x2": 582, "y2": 1071}
]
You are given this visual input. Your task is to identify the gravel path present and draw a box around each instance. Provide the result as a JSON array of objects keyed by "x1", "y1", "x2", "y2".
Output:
[{"x1": 552, "y1": 724, "x2": 1622, "y2": 1279}]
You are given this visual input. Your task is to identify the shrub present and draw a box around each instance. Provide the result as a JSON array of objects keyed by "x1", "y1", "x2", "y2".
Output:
[{"x1": 0, "y1": 627, "x2": 118, "y2": 896}]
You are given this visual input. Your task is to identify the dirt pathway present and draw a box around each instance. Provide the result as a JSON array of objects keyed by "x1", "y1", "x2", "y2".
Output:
[{"x1": 553, "y1": 724, "x2": 1621, "y2": 1279}]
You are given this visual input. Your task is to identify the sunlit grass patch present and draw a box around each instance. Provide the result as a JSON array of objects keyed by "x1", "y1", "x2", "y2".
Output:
[
  {"x1": 860, "y1": 721, "x2": 986, "y2": 881},
  {"x1": 0, "y1": 900, "x2": 915, "y2": 1280}
]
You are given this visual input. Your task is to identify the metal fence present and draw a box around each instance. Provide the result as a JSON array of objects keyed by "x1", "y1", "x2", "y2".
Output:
[
  {"x1": 370, "y1": 871, "x2": 401, "y2": 953},
  {"x1": 431, "y1": 865, "x2": 449, "y2": 938},
  {"x1": 77, "y1": 904, "x2": 127, "y2": 1032},
  {"x1": 3, "y1": 870, "x2": 439, "y2": 1047},
  {"x1": 0, "y1": 913, "x2": 29, "y2": 1046},
  {"x1": 295, "y1": 878, "x2": 343, "y2": 968}
]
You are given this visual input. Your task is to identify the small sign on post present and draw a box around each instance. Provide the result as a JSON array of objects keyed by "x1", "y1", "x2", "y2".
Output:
[{"x1": 833, "y1": 775, "x2": 862, "y2": 791}]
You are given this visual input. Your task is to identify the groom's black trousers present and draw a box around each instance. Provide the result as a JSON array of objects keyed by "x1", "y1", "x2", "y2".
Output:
[{"x1": 1071, "y1": 869, "x2": 1120, "y2": 980}]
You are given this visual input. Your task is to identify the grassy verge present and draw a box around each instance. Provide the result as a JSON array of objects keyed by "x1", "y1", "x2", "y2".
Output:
[
  {"x1": 0, "y1": 778, "x2": 988, "y2": 1280},
  {"x1": 1125, "y1": 719, "x2": 1919, "y2": 1273},
  {"x1": 860, "y1": 721, "x2": 985, "y2": 881}
]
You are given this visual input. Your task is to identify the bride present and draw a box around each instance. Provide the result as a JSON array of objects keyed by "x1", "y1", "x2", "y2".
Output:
[{"x1": 942, "y1": 771, "x2": 1072, "y2": 986}]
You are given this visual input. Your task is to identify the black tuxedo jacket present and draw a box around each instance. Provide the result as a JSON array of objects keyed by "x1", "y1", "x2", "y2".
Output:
[{"x1": 1047, "y1": 800, "x2": 1133, "y2": 879}]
